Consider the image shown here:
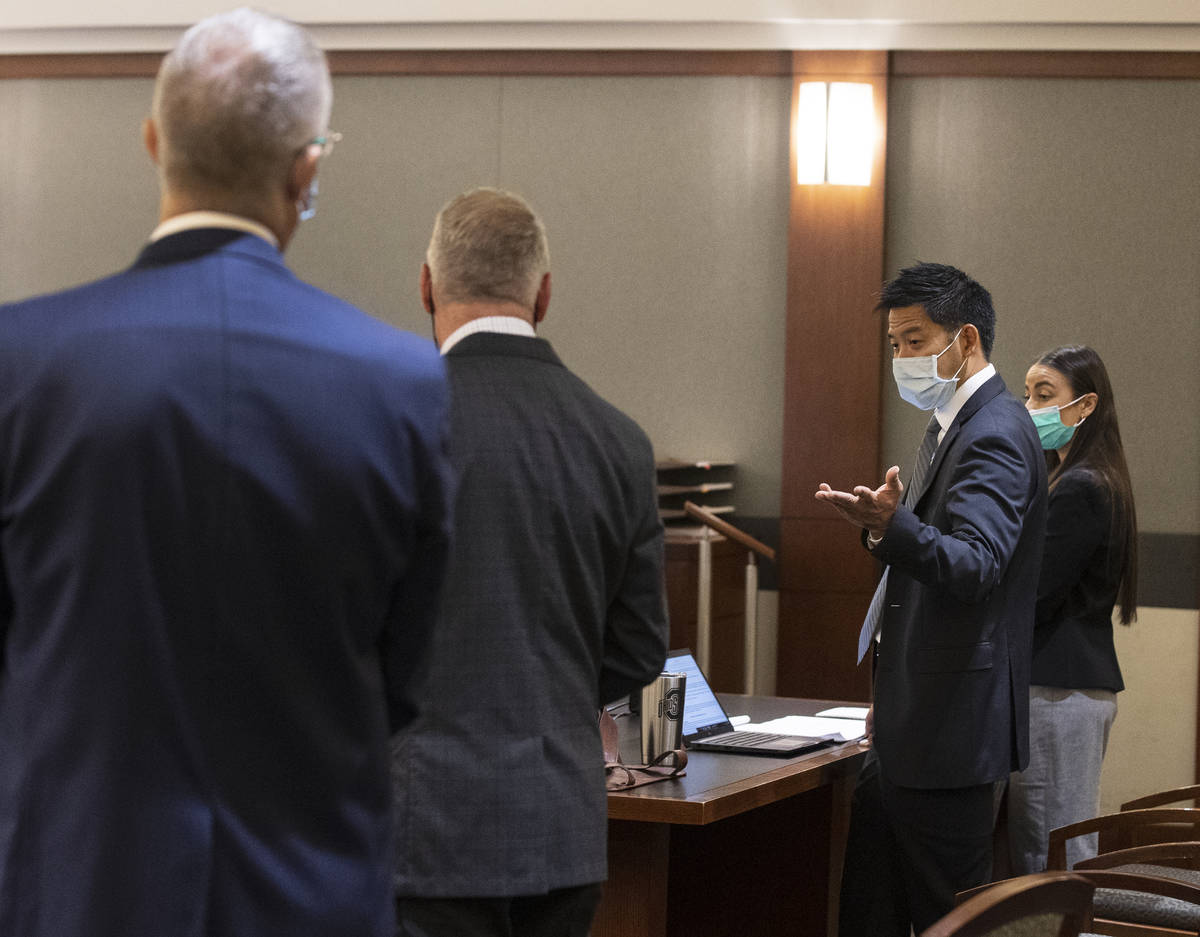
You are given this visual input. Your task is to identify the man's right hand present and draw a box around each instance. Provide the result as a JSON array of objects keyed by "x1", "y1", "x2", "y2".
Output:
[{"x1": 814, "y1": 466, "x2": 904, "y2": 533}]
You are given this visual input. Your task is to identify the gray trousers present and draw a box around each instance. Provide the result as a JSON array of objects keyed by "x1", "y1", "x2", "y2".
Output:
[{"x1": 1007, "y1": 685, "x2": 1117, "y2": 873}]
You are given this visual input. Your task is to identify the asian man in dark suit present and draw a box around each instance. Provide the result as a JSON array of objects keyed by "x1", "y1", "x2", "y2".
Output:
[
  {"x1": 391, "y1": 187, "x2": 669, "y2": 937},
  {"x1": 0, "y1": 11, "x2": 451, "y2": 937},
  {"x1": 816, "y1": 263, "x2": 1047, "y2": 936}
]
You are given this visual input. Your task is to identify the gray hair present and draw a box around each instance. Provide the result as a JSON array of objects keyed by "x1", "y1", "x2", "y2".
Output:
[
  {"x1": 152, "y1": 8, "x2": 331, "y2": 197},
  {"x1": 427, "y1": 188, "x2": 551, "y2": 309}
]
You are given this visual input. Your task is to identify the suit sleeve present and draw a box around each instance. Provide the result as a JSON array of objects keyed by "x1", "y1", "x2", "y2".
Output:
[
  {"x1": 380, "y1": 370, "x2": 454, "y2": 733},
  {"x1": 0, "y1": 559, "x2": 9, "y2": 678},
  {"x1": 1035, "y1": 473, "x2": 1109, "y2": 626},
  {"x1": 874, "y1": 421, "x2": 1039, "y2": 605},
  {"x1": 598, "y1": 454, "x2": 669, "y2": 706}
]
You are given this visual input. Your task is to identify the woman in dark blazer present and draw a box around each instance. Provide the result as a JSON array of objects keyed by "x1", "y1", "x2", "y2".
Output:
[{"x1": 1008, "y1": 344, "x2": 1139, "y2": 872}]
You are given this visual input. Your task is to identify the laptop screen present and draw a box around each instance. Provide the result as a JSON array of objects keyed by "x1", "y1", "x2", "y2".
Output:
[{"x1": 664, "y1": 649, "x2": 732, "y2": 740}]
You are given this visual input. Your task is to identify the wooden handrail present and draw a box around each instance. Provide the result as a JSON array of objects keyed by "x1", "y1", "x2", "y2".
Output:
[{"x1": 683, "y1": 501, "x2": 775, "y2": 562}]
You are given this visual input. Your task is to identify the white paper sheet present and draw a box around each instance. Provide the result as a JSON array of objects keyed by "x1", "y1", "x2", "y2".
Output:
[
  {"x1": 815, "y1": 706, "x2": 871, "y2": 720},
  {"x1": 735, "y1": 715, "x2": 866, "y2": 742}
]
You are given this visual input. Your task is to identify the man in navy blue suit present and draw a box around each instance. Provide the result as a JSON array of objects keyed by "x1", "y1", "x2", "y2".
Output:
[
  {"x1": 0, "y1": 10, "x2": 451, "y2": 937},
  {"x1": 816, "y1": 263, "x2": 1047, "y2": 936}
]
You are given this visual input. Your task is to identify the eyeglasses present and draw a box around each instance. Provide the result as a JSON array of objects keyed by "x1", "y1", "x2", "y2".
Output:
[{"x1": 298, "y1": 131, "x2": 342, "y2": 159}]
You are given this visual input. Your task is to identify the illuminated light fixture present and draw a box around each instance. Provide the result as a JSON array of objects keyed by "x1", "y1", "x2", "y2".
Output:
[{"x1": 795, "y1": 81, "x2": 875, "y2": 186}]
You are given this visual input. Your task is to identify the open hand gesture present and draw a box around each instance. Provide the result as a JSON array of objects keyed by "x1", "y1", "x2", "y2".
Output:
[{"x1": 814, "y1": 465, "x2": 904, "y2": 537}]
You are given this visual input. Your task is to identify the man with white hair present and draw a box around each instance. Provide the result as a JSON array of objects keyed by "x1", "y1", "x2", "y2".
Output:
[
  {"x1": 391, "y1": 188, "x2": 668, "y2": 937},
  {"x1": 0, "y1": 10, "x2": 450, "y2": 936}
]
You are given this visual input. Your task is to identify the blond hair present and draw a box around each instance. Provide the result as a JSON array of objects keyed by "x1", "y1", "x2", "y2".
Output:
[{"x1": 427, "y1": 188, "x2": 550, "y2": 308}]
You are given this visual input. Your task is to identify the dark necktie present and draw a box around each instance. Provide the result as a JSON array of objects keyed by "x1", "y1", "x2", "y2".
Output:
[{"x1": 855, "y1": 417, "x2": 941, "y2": 663}]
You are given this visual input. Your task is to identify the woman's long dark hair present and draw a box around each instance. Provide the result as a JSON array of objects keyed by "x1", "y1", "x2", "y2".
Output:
[{"x1": 1037, "y1": 345, "x2": 1138, "y2": 623}]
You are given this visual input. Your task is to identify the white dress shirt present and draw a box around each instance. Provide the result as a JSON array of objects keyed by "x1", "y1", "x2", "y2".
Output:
[
  {"x1": 439, "y1": 316, "x2": 536, "y2": 356},
  {"x1": 149, "y1": 211, "x2": 279, "y2": 249},
  {"x1": 932, "y1": 362, "x2": 997, "y2": 444}
]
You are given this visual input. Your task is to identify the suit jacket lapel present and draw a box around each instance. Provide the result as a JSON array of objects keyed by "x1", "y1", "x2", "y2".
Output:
[{"x1": 911, "y1": 373, "x2": 1008, "y2": 507}]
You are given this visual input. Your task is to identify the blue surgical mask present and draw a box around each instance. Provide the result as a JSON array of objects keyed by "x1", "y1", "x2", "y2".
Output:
[
  {"x1": 1028, "y1": 395, "x2": 1088, "y2": 450},
  {"x1": 892, "y1": 328, "x2": 966, "y2": 411}
]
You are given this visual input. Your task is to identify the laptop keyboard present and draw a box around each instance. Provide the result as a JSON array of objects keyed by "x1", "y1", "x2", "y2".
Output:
[{"x1": 713, "y1": 731, "x2": 779, "y2": 746}]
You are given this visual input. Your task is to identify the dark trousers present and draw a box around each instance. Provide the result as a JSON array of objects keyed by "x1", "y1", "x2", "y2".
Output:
[
  {"x1": 839, "y1": 749, "x2": 995, "y2": 937},
  {"x1": 395, "y1": 883, "x2": 603, "y2": 937}
]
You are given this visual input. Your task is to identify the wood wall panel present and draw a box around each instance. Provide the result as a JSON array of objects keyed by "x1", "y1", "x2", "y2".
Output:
[
  {"x1": 664, "y1": 538, "x2": 747, "y2": 693},
  {"x1": 778, "y1": 518, "x2": 880, "y2": 596},
  {"x1": 776, "y1": 590, "x2": 872, "y2": 702},
  {"x1": 776, "y1": 50, "x2": 888, "y2": 702}
]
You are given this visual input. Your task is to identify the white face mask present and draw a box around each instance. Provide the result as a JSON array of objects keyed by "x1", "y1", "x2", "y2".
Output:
[{"x1": 892, "y1": 327, "x2": 966, "y2": 411}]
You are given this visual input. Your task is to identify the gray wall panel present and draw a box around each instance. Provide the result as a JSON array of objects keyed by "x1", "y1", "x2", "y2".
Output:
[
  {"x1": 495, "y1": 76, "x2": 790, "y2": 516},
  {"x1": 5, "y1": 71, "x2": 1197, "y2": 538},
  {"x1": 287, "y1": 75, "x2": 505, "y2": 334},
  {"x1": 0, "y1": 78, "x2": 159, "y2": 298},
  {"x1": 2, "y1": 73, "x2": 790, "y2": 517}
]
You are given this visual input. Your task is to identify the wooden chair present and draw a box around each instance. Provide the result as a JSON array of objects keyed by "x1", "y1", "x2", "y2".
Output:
[
  {"x1": 1048, "y1": 811, "x2": 1200, "y2": 871},
  {"x1": 960, "y1": 869, "x2": 1200, "y2": 937},
  {"x1": 921, "y1": 872, "x2": 1095, "y2": 937},
  {"x1": 1123, "y1": 786, "x2": 1200, "y2": 812},
  {"x1": 1074, "y1": 842, "x2": 1200, "y2": 873},
  {"x1": 1071, "y1": 866, "x2": 1200, "y2": 937}
]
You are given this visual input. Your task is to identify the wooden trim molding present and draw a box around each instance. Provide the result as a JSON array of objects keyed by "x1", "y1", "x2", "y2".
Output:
[
  {"x1": 328, "y1": 49, "x2": 795, "y2": 76},
  {"x1": 4, "y1": 49, "x2": 1198, "y2": 80},
  {"x1": 0, "y1": 53, "x2": 162, "y2": 79},
  {"x1": 0, "y1": 49, "x2": 794, "y2": 80},
  {"x1": 891, "y1": 50, "x2": 1200, "y2": 79}
]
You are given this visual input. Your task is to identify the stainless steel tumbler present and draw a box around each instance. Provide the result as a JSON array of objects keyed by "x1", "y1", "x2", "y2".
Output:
[{"x1": 639, "y1": 671, "x2": 686, "y2": 764}]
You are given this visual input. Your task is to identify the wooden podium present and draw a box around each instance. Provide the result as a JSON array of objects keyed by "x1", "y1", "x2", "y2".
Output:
[
  {"x1": 664, "y1": 505, "x2": 776, "y2": 695},
  {"x1": 663, "y1": 533, "x2": 748, "y2": 693}
]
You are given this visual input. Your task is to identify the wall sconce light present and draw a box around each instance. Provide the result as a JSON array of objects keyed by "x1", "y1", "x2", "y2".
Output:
[{"x1": 795, "y1": 81, "x2": 875, "y2": 186}]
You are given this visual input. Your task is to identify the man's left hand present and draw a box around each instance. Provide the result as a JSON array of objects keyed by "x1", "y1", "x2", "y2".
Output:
[{"x1": 814, "y1": 465, "x2": 903, "y2": 533}]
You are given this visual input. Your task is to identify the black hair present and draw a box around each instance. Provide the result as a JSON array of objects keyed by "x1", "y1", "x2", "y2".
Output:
[
  {"x1": 876, "y1": 262, "x2": 996, "y2": 359},
  {"x1": 1037, "y1": 345, "x2": 1139, "y2": 624}
]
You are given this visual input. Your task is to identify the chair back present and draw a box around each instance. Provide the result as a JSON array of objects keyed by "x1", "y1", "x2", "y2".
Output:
[
  {"x1": 923, "y1": 872, "x2": 1094, "y2": 937},
  {"x1": 1048, "y1": 810, "x2": 1200, "y2": 870},
  {"x1": 1074, "y1": 867, "x2": 1200, "y2": 936},
  {"x1": 1122, "y1": 786, "x2": 1200, "y2": 812},
  {"x1": 1074, "y1": 841, "x2": 1200, "y2": 873}
]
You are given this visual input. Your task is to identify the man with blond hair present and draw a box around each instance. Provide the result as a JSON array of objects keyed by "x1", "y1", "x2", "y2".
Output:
[
  {"x1": 391, "y1": 188, "x2": 668, "y2": 937},
  {"x1": 0, "y1": 10, "x2": 450, "y2": 936}
]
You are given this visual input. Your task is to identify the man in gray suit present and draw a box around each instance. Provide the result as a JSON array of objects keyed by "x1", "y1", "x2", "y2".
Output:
[{"x1": 391, "y1": 188, "x2": 668, "y2": 937}]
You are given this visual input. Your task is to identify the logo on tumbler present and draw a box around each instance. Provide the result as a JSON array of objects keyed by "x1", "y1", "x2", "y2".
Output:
[{"x1": 660, "y1": 687, "x2": 682, "y2": 721}]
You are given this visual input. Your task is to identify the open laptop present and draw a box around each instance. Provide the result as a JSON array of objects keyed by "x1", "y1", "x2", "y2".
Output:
[{"x1": 666, "y1": 649, "x2": 841, "y2": 758}]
